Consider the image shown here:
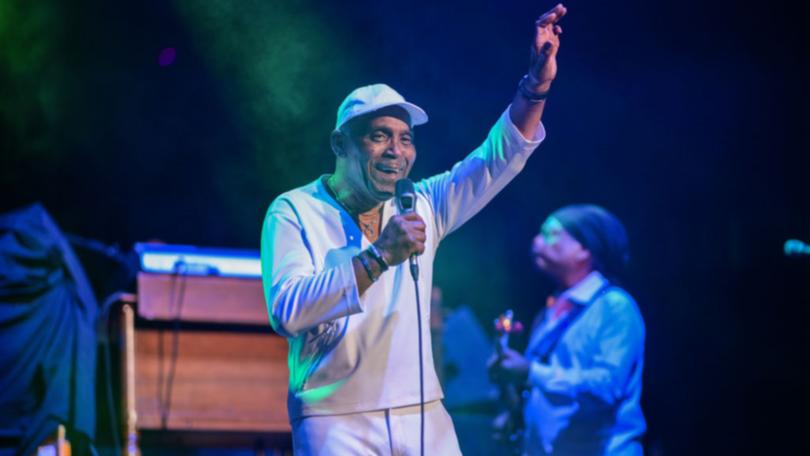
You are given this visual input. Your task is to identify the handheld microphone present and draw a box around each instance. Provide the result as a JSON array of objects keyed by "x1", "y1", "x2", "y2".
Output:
[
  {"x1": 784, "y1": 239, "x2": 810, "y2": 257},
  {"x1": 396, "y1": 178, "x2": 419, "y2": 280}
]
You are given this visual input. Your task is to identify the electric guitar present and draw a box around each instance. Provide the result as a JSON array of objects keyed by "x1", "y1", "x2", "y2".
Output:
[{"x1": 491, "y1": 310, "x2": 525, "y2": 453}]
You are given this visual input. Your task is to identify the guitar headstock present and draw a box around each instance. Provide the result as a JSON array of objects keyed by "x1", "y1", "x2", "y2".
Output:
[{"x1": 494, "y1": 309, "x2": 524, "y2": 336}]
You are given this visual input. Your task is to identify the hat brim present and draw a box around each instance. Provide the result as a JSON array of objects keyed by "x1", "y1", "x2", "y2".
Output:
[{"x1": 396, "y1": 101, "x2": 429, "y2": 127}]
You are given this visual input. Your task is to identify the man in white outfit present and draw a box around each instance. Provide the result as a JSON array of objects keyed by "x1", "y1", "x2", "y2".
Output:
[{"x1": 261, "y1": 4, "x2": 568, "y2": 454}]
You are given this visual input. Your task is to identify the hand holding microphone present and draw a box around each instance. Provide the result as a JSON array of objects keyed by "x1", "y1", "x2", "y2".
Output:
[{"x1": 372, "y1": 179, "x2": 424, "y2": 279}]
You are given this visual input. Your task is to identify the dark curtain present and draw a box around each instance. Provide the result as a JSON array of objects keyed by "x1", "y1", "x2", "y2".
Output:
[{"x1": 0, "y1": 203, "x2": 97, "y2": 456}]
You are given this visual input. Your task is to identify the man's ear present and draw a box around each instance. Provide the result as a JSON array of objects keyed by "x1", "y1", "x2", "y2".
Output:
[{"x1": 330, "y1": 131, "x2": 348, "y2": 157}]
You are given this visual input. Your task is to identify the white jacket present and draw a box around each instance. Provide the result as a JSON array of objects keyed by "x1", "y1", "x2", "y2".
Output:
[{"x1": 261, "y1": 107, "x2": 545, "y2": 420}]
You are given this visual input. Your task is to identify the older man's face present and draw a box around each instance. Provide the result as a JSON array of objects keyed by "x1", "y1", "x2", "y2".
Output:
[
  {"x1": 531, "y1": 216, "x2": 588, "y2": 277},
  {"x1": 344, "y1": 114, "x2": 416, "y2": 200}
]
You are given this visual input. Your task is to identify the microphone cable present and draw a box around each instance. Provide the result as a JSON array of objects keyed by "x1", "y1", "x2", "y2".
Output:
[
  {"x1": 158, "y1": 260, "x2": 188, "y2": 428},
  {"x1": 410, "y1": 259, "x2": 425, "y2": 456}
]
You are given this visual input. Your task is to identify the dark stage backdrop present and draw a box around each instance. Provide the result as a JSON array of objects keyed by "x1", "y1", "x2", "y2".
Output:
[{"x1": 2, "y1": 0, "x2": 808, "y2": 454}]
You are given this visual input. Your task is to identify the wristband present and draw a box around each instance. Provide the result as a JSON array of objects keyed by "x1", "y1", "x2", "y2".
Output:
[
  {"x1": 357, "y1": 252, "x2": 378, "y2": 282},
  {"x1": 366, "y1": 244, "x2": 390, "y2": 272},
  {"x1": 518, "y1": 74, "x2": 550, "y2": 102}
]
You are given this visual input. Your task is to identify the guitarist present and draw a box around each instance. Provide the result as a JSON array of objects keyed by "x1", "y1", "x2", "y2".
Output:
[{"x1": 489, "y1": 204, "x2": 646, "y2": 456}]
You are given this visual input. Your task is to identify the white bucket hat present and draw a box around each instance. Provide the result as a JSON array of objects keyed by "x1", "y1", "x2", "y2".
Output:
[{"x1": 334, "y1": 83, "x2": 428, "y2": 131}]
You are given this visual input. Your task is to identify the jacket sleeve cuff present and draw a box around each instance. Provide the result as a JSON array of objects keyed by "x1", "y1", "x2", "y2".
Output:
[{"x1": 502, "y1": 105, "x2": 546, "y2": 145}]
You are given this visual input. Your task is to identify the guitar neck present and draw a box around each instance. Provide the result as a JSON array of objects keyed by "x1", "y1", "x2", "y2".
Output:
[{"x1": 495, "y1": 333, "x2": 509, "y2": 356}]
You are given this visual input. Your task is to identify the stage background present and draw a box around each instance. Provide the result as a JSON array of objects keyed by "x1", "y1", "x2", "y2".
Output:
[{"x1": 2, "y1": 0, "x2": 808, "y2": 453}]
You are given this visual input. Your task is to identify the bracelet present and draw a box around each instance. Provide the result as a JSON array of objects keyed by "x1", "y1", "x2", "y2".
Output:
[
  {"x1": 366, "y1": 244, "x2": 390, "y2": 272},
  {"x1": 518, "y1": 74, "x2": 549, "y2": 102},
  {"x1": 357, "y1": 252, "x2": 378, "y2": 282}
]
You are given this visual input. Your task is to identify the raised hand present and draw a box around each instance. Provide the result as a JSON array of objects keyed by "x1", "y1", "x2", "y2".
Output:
[
  {"x1": 528, "y1": 3, "x2": 567, "y2": 90},
  {"x1": 374, "y1": 212, "x2": 426, "y2": 266}
]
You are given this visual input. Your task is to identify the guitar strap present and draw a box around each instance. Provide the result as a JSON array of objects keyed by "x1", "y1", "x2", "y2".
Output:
[{"x1": 531, "y1": 282, "x2": 614, "y2": 364}]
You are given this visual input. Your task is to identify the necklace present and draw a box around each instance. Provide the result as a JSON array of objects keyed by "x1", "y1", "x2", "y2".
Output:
[
  {"x1": 357, "y1": 211, "x2": 380, "y2": 240},
  {"x1": 325, "y1": 176, "x2": 381, "y2": 241}
]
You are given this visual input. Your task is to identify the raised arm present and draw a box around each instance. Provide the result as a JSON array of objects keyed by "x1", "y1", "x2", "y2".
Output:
[
  {"x1": 510, "y1": 3, "x2": 567, "y2": 139},
  {"x1": 417, "y1": 5, "x2": 567, "y2": 240}
]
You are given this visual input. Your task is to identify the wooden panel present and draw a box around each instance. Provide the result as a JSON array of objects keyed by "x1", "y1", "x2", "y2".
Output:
[
  {"x1": 133, "y1": 328, "x2": 290, "y2": 432},
  {"x1": 137, "y1": 272, "x2": 267, "y2": 325}
]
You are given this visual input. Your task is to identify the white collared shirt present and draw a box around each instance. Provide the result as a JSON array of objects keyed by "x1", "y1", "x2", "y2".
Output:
[
  {"x1": 261, "y1": 107, "x2": 544, "y2": 419},
  {"x1": 524, "y1": 271, "x2": 647, "y2": 455}
]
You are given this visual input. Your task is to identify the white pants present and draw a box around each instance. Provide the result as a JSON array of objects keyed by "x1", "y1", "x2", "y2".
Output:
[{"x1": 292, "y1": 400, "x2": 462, "y2": 455}]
